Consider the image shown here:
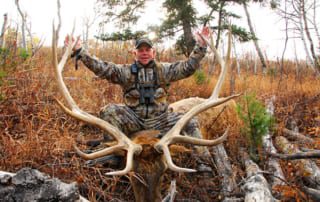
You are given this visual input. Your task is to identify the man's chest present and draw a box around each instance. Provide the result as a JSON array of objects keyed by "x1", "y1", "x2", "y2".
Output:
[{"x1": 137, "y1": 68, "x2": 156, "y2": 83}]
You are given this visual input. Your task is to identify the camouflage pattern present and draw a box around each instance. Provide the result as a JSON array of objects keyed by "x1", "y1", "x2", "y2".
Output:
[
  {"x1": 99, "y1": 104, "x2": 202, "y2": 139},
  {"x1": 77, "y1": 45, "x2": 206, "y2": 119},
  {"x1": 76, "y1": 45, "x2": 206, "y2": 139}
]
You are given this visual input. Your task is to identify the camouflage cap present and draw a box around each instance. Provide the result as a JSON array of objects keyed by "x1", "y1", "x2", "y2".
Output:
[{"x1": 135, "y1": 38, "x2": 153, "y2": 49}]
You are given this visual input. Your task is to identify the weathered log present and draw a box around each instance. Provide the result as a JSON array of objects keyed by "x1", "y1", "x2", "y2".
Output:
[
  {"x1": 211, "y1": 144, "x2": 239, "y2": 201},
  {"x1": 282, "y1": 128, "x2": 314, "y2": 144},
  {"x1": 240, "y1": 150, "x2": 277, "y2": 202},
  {"x1": 269, "y1": 150, "x2": 320, "y2": 160},
  {"x1": 171, "y1": 98, "x2": 241, "y2": 201},
  {"x1": 0, "y1": 168, "x2": 89, "y2": 202},
  {"x1": 301, "y1": 186, "x2": 320, "y2": 201},
  {"x1": 275, "y1": 136, "x2": 320, "y2": 189},
  {"x1": 263, "y1": 96, "x2": 285, "y2": 188},
  {"x1": 285, "y1": 117, "x2": 299, "y2": 132},
  {"x1": 263, "y1": 135, "x2": 286, "y2": 188}
]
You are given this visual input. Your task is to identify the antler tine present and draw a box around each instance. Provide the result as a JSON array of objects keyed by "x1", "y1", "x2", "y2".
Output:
[
  {"x1": 155, "y1": 26, "x2": 239, "y2": 172},
  {"x1": 52, "y1": 23, "x2": 142, "y2": 176},
  {"x1": 154, "y1": 95, "x2": 238, "y2": 150},
  {"x1": 200, "y1": 25, "x2": 232, "y2": 100},
  {"x1": 162, "y1": 144, "x2": 196, "y2": 173}
]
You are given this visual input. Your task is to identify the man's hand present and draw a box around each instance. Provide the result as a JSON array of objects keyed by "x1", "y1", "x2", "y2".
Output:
[
  {"x1": 194, "y1": 26, "x2": 210, "y2": 47},
  {"x1": 64, "y1": 35, "x2": 82, "y2": 51}
]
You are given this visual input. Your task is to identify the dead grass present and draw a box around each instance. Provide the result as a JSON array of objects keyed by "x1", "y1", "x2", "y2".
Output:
[{"x1": 0, "y1": 46, "x2": 320, "y2": 201}]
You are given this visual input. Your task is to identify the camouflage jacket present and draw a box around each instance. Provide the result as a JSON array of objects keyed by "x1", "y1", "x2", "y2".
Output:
[{"x1": 75, "y1": 45, "x2": 207, "y2": 119}]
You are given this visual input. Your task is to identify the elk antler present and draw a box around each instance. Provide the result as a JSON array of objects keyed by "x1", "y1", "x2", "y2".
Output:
[
  {"x1": 155, "y1": 27, "x2": 241, "y2": 172},
  {"x1": 52, "y1": 23, "x2": 142, "y2": 176}
]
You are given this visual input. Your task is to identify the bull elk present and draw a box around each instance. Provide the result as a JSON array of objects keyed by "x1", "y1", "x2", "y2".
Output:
[{"x1": 52, "y1": 24, "x2": 240, "y2": 202}]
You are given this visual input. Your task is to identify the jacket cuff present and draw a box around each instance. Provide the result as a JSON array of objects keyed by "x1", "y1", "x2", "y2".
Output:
[
  {"x1": 71, "y1": 48, "x2": 85, "y2": 59},
  {"x1": 191, "y1": 44, "x2": 207, "y2": 60}
]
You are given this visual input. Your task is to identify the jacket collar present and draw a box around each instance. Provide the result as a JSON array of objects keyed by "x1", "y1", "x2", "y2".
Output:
[{"x1": 136, "y1": 60, "x2": 156, "y2": 69}]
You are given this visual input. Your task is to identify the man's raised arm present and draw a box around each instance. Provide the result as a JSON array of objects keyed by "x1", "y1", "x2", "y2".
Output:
[{"x1": 64, "y1": 36, "x2": 130, "y2": 85}]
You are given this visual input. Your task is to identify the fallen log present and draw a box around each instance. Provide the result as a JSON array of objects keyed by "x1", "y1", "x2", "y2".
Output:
[
  {"x1": 269, "y1": 150, "x2": 320, "y2": 160},
  {"x1": 282, "y1": 128, "x2": 314, "y2": 144},
  {"x1": 240, "y1": 150, "x2": 277, "y2": 202},
  {"x1": 211, "y1": 144, "x2": 240, "y2": 201},
  {"x1": 263, "y1": 96, "x2": 285, "y2": 188},
  {"x1": 0, "y1": 168, "x2": 89, "y2": 202},
  {"x1": 263, "y1": 135, "x2": 286, "y2": 188},
  {"x1": 301, "y1": 186, "x2": 320, "y2": 201},
  {"x1": 275, "y1": 136, "x2": 320, "y2": 189}
]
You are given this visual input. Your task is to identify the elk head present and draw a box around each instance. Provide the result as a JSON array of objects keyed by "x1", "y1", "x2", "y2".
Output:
[{"x1": 52, "y1": 24, "x2": 239, "y2": 202}]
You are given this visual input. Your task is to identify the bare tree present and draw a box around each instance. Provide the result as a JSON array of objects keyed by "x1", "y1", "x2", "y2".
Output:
[
  {"x1": 24, "y1": 14, "x2": 44, "y2": 56},
  {"x1": 276, "y1": 0, "x2": 319, "y2": 72},
  {"x1": 15, "y1": 0, "x2": 27, "y2": 50},
  {"x1": 296, "y1": 3, "x2": 314, "y2": 66},
  {"x1": 0, "y1": 13, "x2": 8, "y2": 49},
  {"x1": 300, "y1": 0, "x2": 320, "y2": 72},
  {"x1": 279, "y1": 0, "x2": 289, "y2": 84},
  {"x1": 82, "y1": 13, "x2": 99, "y2": 49},
  {"x1": 311, "y1": 0, "x2": 320, "y2": 43},
  {"x1": 242, "y1": 1, "x2": 268, "y2": 73}
]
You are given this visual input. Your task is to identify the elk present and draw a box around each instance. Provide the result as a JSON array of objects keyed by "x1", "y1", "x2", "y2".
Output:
[{"x1": 52, "y1": 24, "x2": 239, "y2": 202}]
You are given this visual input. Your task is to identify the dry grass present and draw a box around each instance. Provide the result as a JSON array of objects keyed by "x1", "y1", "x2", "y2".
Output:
[{"x1": 0, "y1": 46, "x2": 320, "y2": 201}]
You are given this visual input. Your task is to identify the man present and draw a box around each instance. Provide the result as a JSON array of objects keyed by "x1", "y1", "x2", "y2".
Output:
[{"x1": 66, "y1": 27, "x2": 212, "y2": 171}]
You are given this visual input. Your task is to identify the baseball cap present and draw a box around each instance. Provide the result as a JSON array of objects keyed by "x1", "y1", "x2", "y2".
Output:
[{"x1": 135, "y1": 38, "x2": 153, "y2": 49}]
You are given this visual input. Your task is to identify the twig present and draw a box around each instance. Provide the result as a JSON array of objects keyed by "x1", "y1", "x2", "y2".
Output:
[{"x1": 162, "y1": 180, "x2": 177, "y2": 202}]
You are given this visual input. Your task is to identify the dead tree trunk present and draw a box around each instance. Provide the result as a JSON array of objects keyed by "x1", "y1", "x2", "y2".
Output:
[
  {"x1": 15, "y1": 0, "x2": 27, "y2": 51},
  {"x1": 301, "y1": 0, "x2": 320, "y2": 72},
  {"x1": 312, "y1": 0, "x2": 320, "y2": 43},
  {"x1": 208, "y1": 1, "x2": 226, "y2": 75},
  {"x1": 242, "y1": 1, "x2": 267, "y2": 73},
  {"x1": 0, "y1": 13, "x2": 8, "y2": 49},
  {"x1": 275, "y1": 136, "x2": 320, "y2": 189},
  {"x1": 82, "y1": 13, "x2": 97, "y2": 50},
  {"x1": 240, "y1": 149, "x2": 277, "y2": 202},
  {"x1": 182, "y1": 17, "x2": 194, "y2": 57},
  {"x1": 295, "y1": 1, "x2": 315, "y2": 67}
]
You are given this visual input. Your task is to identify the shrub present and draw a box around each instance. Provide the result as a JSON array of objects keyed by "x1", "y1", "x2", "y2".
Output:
[
  {"x1": 236, "y1": 93, "x2": 275, "y2": 162},
  {"x1": 193, "y1": 69, "x2": 208, "y2": 85},
  {"x1": 19, "y1": 48, "x2": 30, "y2": 60}
]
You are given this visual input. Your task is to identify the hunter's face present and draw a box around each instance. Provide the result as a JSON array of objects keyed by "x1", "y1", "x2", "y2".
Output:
[{"x1": 134, "y1": 44, "x2": 156, "y2": 65}]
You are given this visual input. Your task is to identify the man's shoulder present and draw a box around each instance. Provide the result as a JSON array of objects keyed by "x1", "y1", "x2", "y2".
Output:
[{"x1": 156, "y1": 62, "x2": 172, "y2": 68}]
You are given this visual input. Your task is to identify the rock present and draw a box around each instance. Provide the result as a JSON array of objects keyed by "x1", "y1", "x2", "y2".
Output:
[{"x1": 0, "y1": 167, "x2": 80, "y2": 202}]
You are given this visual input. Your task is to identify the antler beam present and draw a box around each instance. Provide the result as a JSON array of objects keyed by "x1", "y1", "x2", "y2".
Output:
[
  {"x1": 52, "y1": 23, "x2": 142, "y2": 176},
  {"x1": 155, "y1": 27, "x2": 240, "y2": 172}
]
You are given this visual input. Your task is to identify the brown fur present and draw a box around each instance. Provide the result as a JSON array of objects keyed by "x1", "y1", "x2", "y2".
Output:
[
  {"x1": 126, "y1": 100, "x2": 238, "y2": 202},
  {"x1": 128, "y1": 130, "x2": 190, "y2": 202},
  {"x1": 169, "y1": 98, "x2": 238, "y2": 139}
]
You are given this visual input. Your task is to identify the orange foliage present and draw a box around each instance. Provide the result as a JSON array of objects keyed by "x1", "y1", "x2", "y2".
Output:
[{"x1": 0, "y1": 45, "x2": 319, "y2": 201}]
